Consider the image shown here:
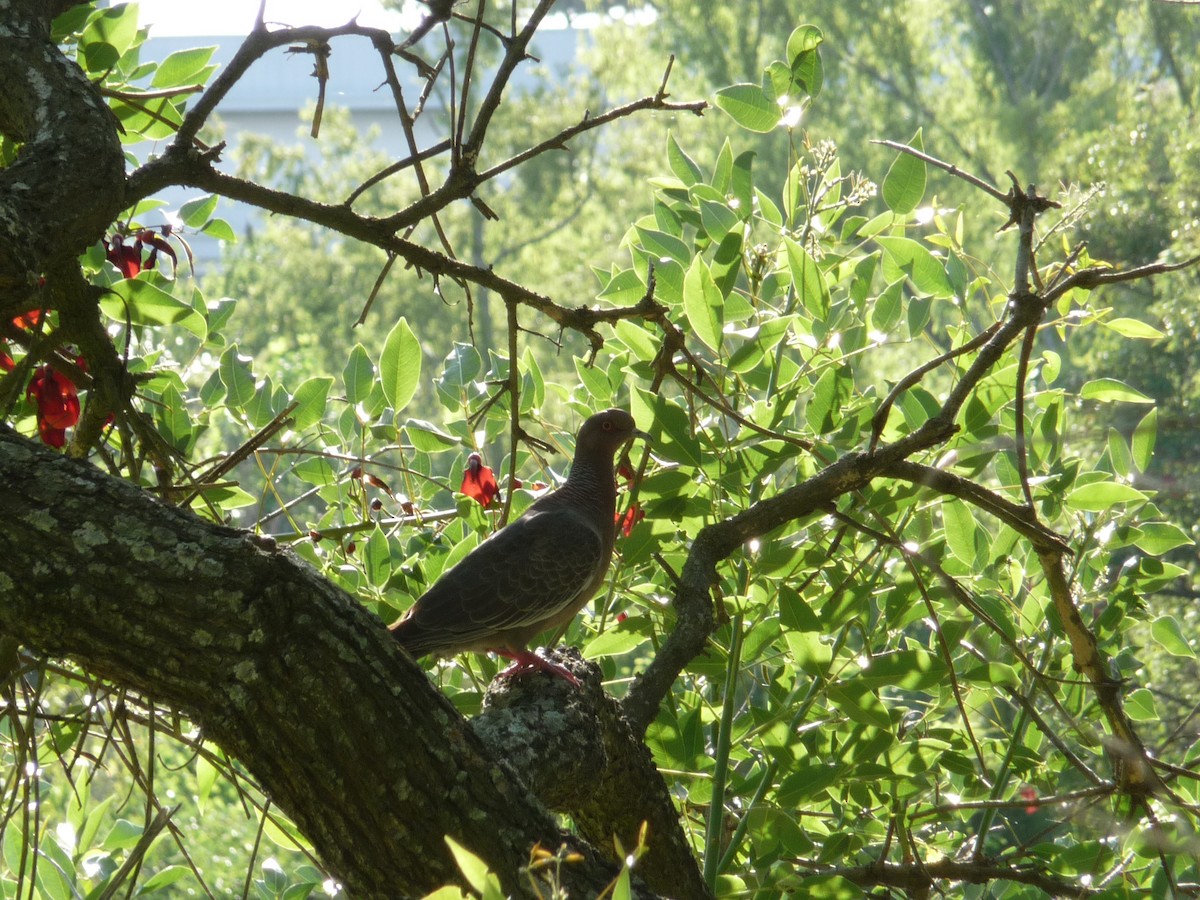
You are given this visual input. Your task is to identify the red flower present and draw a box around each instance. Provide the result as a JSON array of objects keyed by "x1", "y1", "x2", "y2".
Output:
[
  {"x1": 104, "y1": 228, "x2": 177, "y2": 280},
  {"x1": 1019, "y1": 785, "x2": 1039, "y2": 814},
  {"x1": 461, "y1": 452, "x2": 499, "y2": 507},
  {"x1": 0, "y1": 345, "x2": 13, "y2": 372},
  {"x1": 616, "y1": 502, "x2": 644, "y2": 538},
  {"x1": 27, "y1": 365, "x2": 81, "y2": 448},
  {"x1": 105, "y1": 235, "x2": 143, "y2": 278},
  {"x1": 12, "y1": 309, "x2": 43, "y2": 330}
]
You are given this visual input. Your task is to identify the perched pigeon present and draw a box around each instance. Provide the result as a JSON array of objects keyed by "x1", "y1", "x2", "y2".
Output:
[{"x1": 390, "y1": 409, "x2": 647, "y2": 685}]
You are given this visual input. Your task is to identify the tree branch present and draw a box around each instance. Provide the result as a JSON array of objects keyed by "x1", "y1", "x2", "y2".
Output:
[{"x1": 0, "y1": 426, "x2": 640, "y2": 898}]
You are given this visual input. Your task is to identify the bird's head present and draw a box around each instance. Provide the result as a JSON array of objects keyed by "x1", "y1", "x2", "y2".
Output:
[{"x1": 575, "y1": 408, "x2": 649, "y2": 460}]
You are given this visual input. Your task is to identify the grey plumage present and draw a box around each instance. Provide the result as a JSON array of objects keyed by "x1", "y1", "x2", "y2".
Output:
[{"x1": 390, "y1": 409, "x2": 645, "y2": 682}]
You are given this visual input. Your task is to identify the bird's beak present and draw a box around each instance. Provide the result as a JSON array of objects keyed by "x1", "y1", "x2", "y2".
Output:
[{"x1": 632, "y1": 428, "x2": 652, "y2": 445}]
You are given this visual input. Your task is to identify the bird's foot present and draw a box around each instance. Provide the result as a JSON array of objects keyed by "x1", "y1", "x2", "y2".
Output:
[{"x1": 492, "y1": 648, "x2": 581, "y2": 687}]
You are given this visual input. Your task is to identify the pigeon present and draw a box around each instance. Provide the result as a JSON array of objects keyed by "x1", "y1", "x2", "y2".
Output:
[{"x1": 390, "y1": 409, "x2": 647, "y2": 685}]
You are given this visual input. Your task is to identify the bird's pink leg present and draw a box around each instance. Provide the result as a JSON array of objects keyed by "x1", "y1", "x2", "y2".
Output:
[{"x1": 491, "y1": 648, "x2": 581, "y2": 687}]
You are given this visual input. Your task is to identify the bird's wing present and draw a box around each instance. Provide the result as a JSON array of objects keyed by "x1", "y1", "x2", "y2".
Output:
[{"x1": 398, "y1": 507, "x2": 606, "y2": 653}]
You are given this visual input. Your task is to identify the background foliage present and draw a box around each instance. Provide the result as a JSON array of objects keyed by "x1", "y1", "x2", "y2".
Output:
[{"x1": 3, "y1": 0, "x2": 1200, "y2": 897}]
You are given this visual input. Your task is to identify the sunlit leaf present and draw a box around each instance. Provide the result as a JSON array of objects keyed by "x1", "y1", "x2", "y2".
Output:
[
  {"x1": 715, "y1": 84, "x2": 781, "y2": 132},
  {"x1": 1080, "y1": 378, "x2": 1154, "y2": 404},
  {"x1": 683, "y1": 256, "x2": 723, "y2": 352},
  {"x1": 379, "y1": 317, "x2": 422, "y2": 413},
  {"x1": 1151, "y1": 615, "x2": 1196, "y2": 658},
  {"x1": 882, "y1": 129, "x2": 926, "y2": 214},
  {"x1": 1066, "y1": 481, "x2": 1148, "y2": 511}
]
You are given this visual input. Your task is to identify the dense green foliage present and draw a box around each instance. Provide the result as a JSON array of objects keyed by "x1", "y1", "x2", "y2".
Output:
[{"x1": 3, "y1": 1, "x2": 1200, "y2": 897}]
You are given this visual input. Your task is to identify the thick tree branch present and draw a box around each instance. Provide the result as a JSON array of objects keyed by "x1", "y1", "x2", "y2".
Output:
[
  {"x1": 0, "y1": 426, "x2": 641, "y2": 898},
  {"x1": 472, "y1": 650, "x2": 710, "y2": 899}
]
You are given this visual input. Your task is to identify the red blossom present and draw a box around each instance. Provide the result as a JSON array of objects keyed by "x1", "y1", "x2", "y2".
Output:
[
  {"x1": 461, "y1": 452, "x2": 500, "y2": 507},
  {"x1": 1019, "y1": 785, "x2": 1039, "y2": 814},
  {"x1": 26, "y1": 365, "x2": 81, "y2": 448},
  {"x1": 105, "y1": 235, "x2": 143, "y2": 278},
  {"x1": 616, "y1": 502, "x2": 644, "y2": 538},
  {"x1": 617, "y1": 461, "x2": 636, "y2": 484},
  {"x1": 0, "y1": 345, "x2": 13, "y2": 372},
  {"x1": 104, "y1": 228, "x2": 178, "y2": 279},
  {"x1": 12, "y1": 309, "x2": 44, "y2": 329}
]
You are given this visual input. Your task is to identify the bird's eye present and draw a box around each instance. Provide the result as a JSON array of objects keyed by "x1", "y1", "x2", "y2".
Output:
[{"x1": 602, "y1": 421, "x2": 613, "y2": 431}]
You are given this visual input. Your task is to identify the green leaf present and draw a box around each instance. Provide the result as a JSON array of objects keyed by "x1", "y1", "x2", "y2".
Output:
[
  {"x1": 1133, "y1": 522, "x2": 1193, "y2": 555},
  {"x1": 731, "y1": 150, "x2": 755, "y2": 213},
  {"x1": 755, "y1": 188, "x2": 782, "y2": 228},
  {"x1": 1132, "y1": 408, "x2": 1157, "y2": 471},
  {"x1": 1102, "y1": 317, "x2": 1165, "y2": 340},
  {"x1": 379, "y1": 317, "x2": 422, "y2": 413},
  {"x1": 583, "y1": 625, "x2": 648, "y2": 659},
  {"x1": 200, "y1": 218, "x2": 237, "y2": 243},
  {"x1": 1125, "y1": 688, "x2": 1158, "y2": 722},
  {"x1": 1107, "y1": 428, "x2": 1132, "y2": 479},
  {"x1": 179, "y1": 194, "x2": 219, "y2": 228},
  {"x1": 882, "y1": 129, "x2": 926, "y2": 214},
  {"x1": 683, "y1": 256, "x2": 723, "y2": 352},
  {"x1": 1151, "y1": 615, "x2": 1196, "y2": 658},
  {"x1": 715, "y1": 84, "x2": 781, "y2": 133},
  {"x1": 1066, "y1": 481, "x2": 1148, "y2": 511},
  {"x1": 219, "y1": 345, "x2": 256, "y2": 410},
  {"x1": 444, "y1": 835, "x2": 495, "y2": 895},
  {"x1": 635, "y1": 226, "x2": 690, "y2": 265},
  {"x1": 942, "y1": 498, "x2": 978, "y2": 565},
  {"x1": 785, "y1": 237, "x2": 831, "y2": 318},
  {"x1": 613, "y1": 319, "x2": 657, "y2": 362},
  {"x1": 666, "y1": 132, "x2": 702, "y2": 186},
  {"x1": 827, "y1": 681, "x2": 890, "y2": 729},
  {"x1": 712, "y1": 138, "x2": 733, "y2": 194},
  {"x1": 151, "y1": 46, "x2": 216, "y2": 88},
  {"x1": 102, "y1": 278, "x2": 207, "y2": 337},
  {"x1": 597, "y1": 268, "x2": 647, "y2": 303},
  {"x1": 805, "y1": 364, "x2": 852, "y2": 434},
  {"x1": 876, "y1": 235, "x2": 954, "y2": 298},
  {"x1": 156, "y1": 382, "x2": 192, "y2": 451},
  {"x1": 786, "y1": 25, "x2": 824, "y2": 97},
  {"x1": 406, "y1": 418, "x2": 459, "y2": 453},
  {"x1": 291, "y1": 376, "x2": 333, "y2": 431},
  {"x1": 81, "y1": 3, "x2": 139, "y2": 59},
  {"x1": 102, "y1": 819, "x2": 144, "y2": 852},
  {"x1": 82, "y1": 41, "x2": 119, "y2": 72},
  {"x1": 140, "y1": 865, "x2": 194, "y2": 892},
  {"x1": 699, "y1": 199, "x2": 740, "y2": 242},
  {"x1": 343, "y1": 344, "x2": 375, "y2": 405},
  {"x1": 871, "y1": 279, "x2": 904, "y2": 334},
  {"x1": 635, "y1": 388, "x2": 701, "y2": 470},
  {"x1": 1080, "y1": 378, "x2": 1154, "y2": 404},
  {"x1": 364, "y1": 527, "x2": 392, "y2": 588},
  {"x1": 575, "y1": 356, "x2": 613, "y2": 402},
  {"x1": 612, "y1": 866, "x2": 633, "y2": 900}
]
